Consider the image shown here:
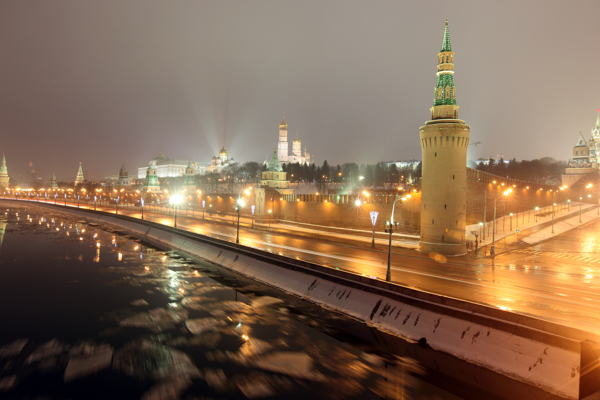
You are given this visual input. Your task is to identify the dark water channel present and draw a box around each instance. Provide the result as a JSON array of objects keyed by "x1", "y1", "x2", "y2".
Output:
[{"x1": 0, "y1": 205, "x2": 572, "y2": 400}]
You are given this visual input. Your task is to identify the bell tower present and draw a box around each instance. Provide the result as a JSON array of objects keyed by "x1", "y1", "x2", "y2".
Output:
[{"x1": 419, "y1": 20, "x2": 470, "y2": 256}]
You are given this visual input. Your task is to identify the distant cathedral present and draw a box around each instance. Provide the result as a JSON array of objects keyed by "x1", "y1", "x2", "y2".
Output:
[
  {"x1": 275, "y1": 115, "x2": 311, "y2": 165},
  {"x1": 562, "y1": 111, "x2": 600, "y2": 186}
]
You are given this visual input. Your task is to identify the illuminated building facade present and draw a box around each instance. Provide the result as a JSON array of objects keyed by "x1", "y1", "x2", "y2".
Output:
[
  {"x1": 138, "y1": 152, "x2": 199, "y2": 179},
  {"x1": 419, "y1": 20, "x2": 470, "y2": 256},
  {"x1": 562, "y1": 112, "x2": 600, "y2": 186},
  {"x1": 275, "y1": 116, "x2": 311, "y2": 165},
  {"x1": 205, "y1": 146, "x2": 235, "y2": 174}
]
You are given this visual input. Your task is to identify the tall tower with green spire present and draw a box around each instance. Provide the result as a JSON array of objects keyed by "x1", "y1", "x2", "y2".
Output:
[
  {"x1": 419, "y1": 20, "x2": 470, "y2": 256},
  {"x1": 75, "y1": 162, "x2": 85, "y2": 186},
  {"x1": 0, "y1": 154, "x2": 9, "y2": 190},
  {"x1": 143, "y1": 161, "x2": 161, "y2": 193}
]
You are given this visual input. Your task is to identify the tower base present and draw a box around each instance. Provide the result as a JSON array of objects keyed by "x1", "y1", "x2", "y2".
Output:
[{"x1": 419, "y1": 241, "x2": 466, "y2": 257}]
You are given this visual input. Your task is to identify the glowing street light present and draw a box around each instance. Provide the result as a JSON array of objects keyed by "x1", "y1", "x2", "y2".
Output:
[
  {"x1": 170, "y1": 194, "x2": 183, "y2": 228},
  {"x1": 235, "y1": 198, "x2": 245, "y2": 244},
  {"x1": 491, "y1": 189, "x2": 512, "y2": 256}
]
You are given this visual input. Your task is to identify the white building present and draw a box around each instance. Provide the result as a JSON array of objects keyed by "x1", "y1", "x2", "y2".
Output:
[
  {"x1": 275, "y1": 116, "x2": 311, "y2": 165},
  {"x1": 138, "y1": 152, "x2": 199, "y2": 179},
  {"x1": 204, "y1": 145, "x2": 235, "y2": 174}
]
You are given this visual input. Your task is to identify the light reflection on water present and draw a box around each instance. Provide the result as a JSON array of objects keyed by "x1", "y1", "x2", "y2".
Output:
[{"x1": 0, "y1": 205, "x2": 567, "y2": 400}]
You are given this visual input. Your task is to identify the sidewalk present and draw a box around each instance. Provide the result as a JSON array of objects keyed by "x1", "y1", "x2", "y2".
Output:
[
  {"x1": 467, "y1": 202, "x2": 596, "y2": 247},
  {"x1": 522, "y1": 208, "x2": 599, "y2": 244}
]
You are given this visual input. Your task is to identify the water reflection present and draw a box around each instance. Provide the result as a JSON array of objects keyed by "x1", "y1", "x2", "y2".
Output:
[{"x1": 0, "y1": 206, "x2": 571, "y2": 399}]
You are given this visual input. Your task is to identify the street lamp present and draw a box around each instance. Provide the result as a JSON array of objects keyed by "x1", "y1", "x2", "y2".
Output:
[
  {"x1": 235, "y1": 198, "x2": 244, "y2": 244},
  {"x1": 170, "y1": 194, "x2": 183, "y2": 228},
  {"x1": 384, "y1": 196, "x2": 407, "y2": 282},
  {"x1": 535, "y1": 207, "x2": 539, "y2": 223},
  {"x1": 141, "y1": 198, "x2": 144, "y2": 220},
  {"x1": 491, "y1": 189, "x2": 512, "y2": 256}
]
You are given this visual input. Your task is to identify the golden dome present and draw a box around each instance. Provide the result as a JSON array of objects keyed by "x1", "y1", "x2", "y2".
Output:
[
  {"x1": 219, "y1": 145, "x2": 228, "y2": 156},
  {"x1": 293, "y1": 131, "x2": 301, "y2": 142},
  {"x1": 279, "y1": 115, "x2": 287, "y2": 129}
]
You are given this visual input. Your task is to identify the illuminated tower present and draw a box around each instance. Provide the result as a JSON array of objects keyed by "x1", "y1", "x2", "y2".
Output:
[
  {"x1": 0, "y1": 154, "x2": 9, "y2": 189},
  {"x1": 50, "y1": 173, "x2": 58, "y2": 189},
  {"x1": 219, "y1": 145, "x2": 228, "y2": 164},
  {"x1": 75, "y1": 162, "x2": 85, "y2": 186},
  {"x1": 183, "y1": 161, "x2": 196, "y2": 191},
  {"x1": 277, "y1": 115, "x2": 289, "y2": 164},
  {"x1": 419, "y1": 20, "x2": 470, "y2": 256},
  {"x1": 116, "y1": 164, "x2": 132, "y2": 190},
  {"x1": 292, "y1": 132, "x2": 302, "y2": 158},
  {"x1": 143, "y1": 161, "x2": 161, "y2": 193}
]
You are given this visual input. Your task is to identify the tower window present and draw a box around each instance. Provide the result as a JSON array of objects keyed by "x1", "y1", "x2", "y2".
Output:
[
  {"x1": 432, "y1": 219, "x2": 434, "y2": 225},
  {"x1": 435, "y1": 152, "x2": 437, "y2": 157},
  {"x1": 453, "y1": 174, "x2": 455, "y2": 179},
  {"x1": 444, "y1": 204, "x2": 446, "y2": 209}
]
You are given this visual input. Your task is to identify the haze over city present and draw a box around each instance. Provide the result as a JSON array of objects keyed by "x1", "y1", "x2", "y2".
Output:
[{"x1": 0, "y1": 0, "x2": 599, "y2": 179}]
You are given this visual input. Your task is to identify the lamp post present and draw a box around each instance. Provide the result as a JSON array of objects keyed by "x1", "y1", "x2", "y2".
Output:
[
  {"x1": 202, "y1": 200, "x2": 205, "y2": 221},
  {"x1": 170, "y1": 194, "x2": 183, "y2": 228},
  {"x1": 384, "y1": 196, "x2": 408, "y2": 282},
  {"x1": 491, "y1": 189, "x2": 511, "y2": 256},
  {"x1": 236, "y1": 198, "x2": 244, "y2": 244},
  {"x1": 141, "y1": 198, "x2": 144, "y2": 220},
  {"x1": 77, "y1": 195, "x2": 80, "y2": 209},
  {"x1": 94, "y1": 196, "x2": 97, "y2": 211},
  {"x1": 370, "y1": 210, "x2": 378, "y2": 248},
  {"x1": 251, "y1": 204, "x2": 255, "y2": 228},
  {"x1": 535, "y1": 207, "x2": 539, "y2": 223},
  {"x1": 64, "y1": 193, "x2": 67, "y2": 206}
]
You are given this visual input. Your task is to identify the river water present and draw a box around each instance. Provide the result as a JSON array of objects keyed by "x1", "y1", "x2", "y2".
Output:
[{"x1": 0, "y1": 205, "x2": 570, "y2": 400}]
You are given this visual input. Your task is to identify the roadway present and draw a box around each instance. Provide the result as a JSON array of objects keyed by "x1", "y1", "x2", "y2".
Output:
[{"x1": 9, "y1": 198, "x2": 600, "y2": 336}]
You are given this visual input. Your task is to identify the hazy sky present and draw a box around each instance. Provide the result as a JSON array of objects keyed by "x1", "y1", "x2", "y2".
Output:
[{"x1": 1, "y1": 1, "x2": 599, "y2": 180}]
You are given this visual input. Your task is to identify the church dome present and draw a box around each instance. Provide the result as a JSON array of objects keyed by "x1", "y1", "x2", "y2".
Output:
[
  {"x1": 219, "y1": 145, "x2": 228, "y2": 156},
  {"x1": 280, "y1": 116, "x2": 287, "y2": 129}
]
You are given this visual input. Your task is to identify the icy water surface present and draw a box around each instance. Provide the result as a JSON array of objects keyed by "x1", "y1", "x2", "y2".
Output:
[
  {"x1": 0, "y1": 206, "x2": 461, "y2": 400},
  {"x1": 0, "y1": 205, "x2": 577, "y2": 400}
]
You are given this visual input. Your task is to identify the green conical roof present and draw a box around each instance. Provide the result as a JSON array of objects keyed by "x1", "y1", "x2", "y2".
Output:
[
  {"x1": 77, "y1": 163, "x2": 83, "y2": 174},
  {"x1": 433, "y1": 20, "x2": 457, "y2": 107},
  {"x1": 267, "y1": 148, "x2": 283, "y2": 172},
  {"x1": 441, "y1": 20, "x2": 452, "y2": 52},
  {"x1": 0, "y1": 155, "x2": 6, "y2": 174},
  {"x1": 120, "y1": 163, "x2": 127, "y2": 172},
  {"x1": 595, "y1": 111, "x2": 600, "y2": 129}
]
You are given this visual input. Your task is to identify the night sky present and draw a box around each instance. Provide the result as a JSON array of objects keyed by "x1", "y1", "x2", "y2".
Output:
[{"x1": 0, "y1": 1, "x2": 599, "y2": 180}]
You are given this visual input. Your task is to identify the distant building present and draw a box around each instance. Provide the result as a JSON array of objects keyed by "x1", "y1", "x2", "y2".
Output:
[
  {"x1": 274, "y1": 115, "x2": 311, "y2": 165},
  {"x1": 0, "y1": 155, "x2": 9, "y2": 190},
  {"x1": 75, "y1": 163, "x2": 85, "y2": 186},
  {"x1": 562, "y1": 112, "x2": 600, "y2": 186},
  {"x1": 50, "y1": 173, "x2": 58, "y2": 189},
  {"x1": 115, "y1": 164, "x2": 133, "y2": 191},
  {"x1": 183, "y1": 161, "x2": 196, "y2": 191},
  {"x1": 205, "y1": 145, "x2": 235, "y2": 174},
  {"x1": 143, "y1": 161, "x2": 161, "y2": 193},
  {"x1": 261, "y1": 149, "x2": 291, "y2": 191},
  {"x1": 138, "y1": 152, "x2": 199, "y2": 179}
]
